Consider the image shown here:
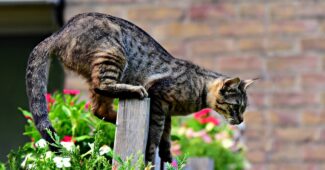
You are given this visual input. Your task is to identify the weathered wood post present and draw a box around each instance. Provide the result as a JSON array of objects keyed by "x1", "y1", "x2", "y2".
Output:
[{"x1": 113, "y1": 98, "x2": 151, "y2": 167}]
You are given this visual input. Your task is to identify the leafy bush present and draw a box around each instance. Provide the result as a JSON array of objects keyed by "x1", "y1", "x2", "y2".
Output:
[
  {"x1": 1, "y1": 91, "x2": 183, "y2": 170},
  {"x1": 0, "y1": 90, "x2": 246, "y2": 170},
  {"x1": 171, "y1": 109, "x2": 249, "y2": 170}
]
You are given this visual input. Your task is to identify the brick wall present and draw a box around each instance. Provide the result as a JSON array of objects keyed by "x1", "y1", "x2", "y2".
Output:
[{"x1": 64, "y1": 0, "x2": 325, "y2": 169}]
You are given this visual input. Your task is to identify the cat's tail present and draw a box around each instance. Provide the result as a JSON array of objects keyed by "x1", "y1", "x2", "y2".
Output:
[{"x1": 26, "y1": 37, "x2": 57, "y2": 147}]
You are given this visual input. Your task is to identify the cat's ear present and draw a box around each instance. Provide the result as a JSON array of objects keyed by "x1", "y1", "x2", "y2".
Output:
[
  {"x1": 224, "y1": 77, "x2": 241, "y2": 89},
  {"x1": 240, "y1": 78, "x2": 257, "y2": 90}
]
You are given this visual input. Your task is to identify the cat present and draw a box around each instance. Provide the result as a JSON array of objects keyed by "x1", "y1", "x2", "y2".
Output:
[{"x1": 26, "y1": 12, "x2": 255, "y2": 163}]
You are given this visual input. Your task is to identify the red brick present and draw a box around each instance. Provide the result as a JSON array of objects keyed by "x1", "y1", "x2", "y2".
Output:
[
  {"x1": 152, "y1": 22, "x2": 214, "y2": 40},
  {"x1": 268, "y1": 110, "x2": 300, "y2": 126},
  {"x1": 190, "y1": 56, "x2": 217, "y2": 71},
  {"x1": 216, "y1": 20, "x2": 265, "y2": 37},
  {"x1": 189, "y1": 3, "x2": 236, "y2": 21},
  {"x1": 302, "y1": 73, "x2": 325, "y2": 90},
  {"x1": 265, "y1": 38, "x2": 294, "y2": 51},
  {"x1": 303, "y1": 111, "x2": 325, "y2": 128},
  {"x1": 270, "y1": 92, "x2": 318, "y2": 108},
  {"x1": 274, "y1": 127, "x2": 318, "y2": 142},
  {"x1": 160, "y1": 41, "x2": 186, "y2": 57},
  {"x1": 128, "y1": 7, "x2": 183, "y2": 22},
  {"x1": 216, "y1": 56, "x2": 263, "y2": 73},
  {"x1": 245, "y1": 126, "x2": 267, "y2": 140},
  {"x1": 302, "y1": 38, "x2": 325, "y2": 51},
  {"x1": 244, "y1": 111, "x2": 265, "y2": 126},
  {"x1": 239, "y1": 3, "x2": 266, "y2": 18},
  {"x1": 318, "y1": 127, "x2": 325, "y2": 141},
  {"x1": 237, "y1": 38, "x2": 264, "y2": 52},
  {"x1": 304, "y1": 144, "x2": 325, "y2": 161},
  {"x1": 266, "y1": 56, "x2": 318, "y2": 73},
  {"x1": 246, "y1": 150, "x2": 266, "y2": 163},
  {"x1": 247, "y1": 92, "x2": 266, "y2": 108},
  {"x1": 269, "y1": 3, "x2": 297, "y2": 20},
  {"x1": 269, "y1": 74, "x2": 296, "y2": 91},
  {"x1": 322, "y1": 93, "x2": 325, "y2": 105},
  {"x1": 268, "y1": 163, "x2": 315, "y2": 170},
  {"x1": 188, "y1": 39, "x2": 234, "y2": 56},
  {"x1": 270, "y1": 144, "x2": 303, "y2": 162},
  {"x1": 270, "y1": 2, "x2": 325, "y2": 20},
  {"x1": 269, "y1": 20, "x2": 318, "y2": 35},
  {"x1": 246, "y1": 138, "x2": 268, "y2": 152},
  {"x1": 249, "y1": 164, "x2": 266, "y2": 170}
]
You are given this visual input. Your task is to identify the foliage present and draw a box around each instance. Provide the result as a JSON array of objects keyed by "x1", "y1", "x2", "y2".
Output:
[
  {"x1": 0, "y1": 91, "x2": 158, "y2": 170},
  {"x1": 171, "y1": 109, "x2": 249, "y2": 170},
  {"x1": 0, "y1": 90, "x2": 245, "y2": 170}
]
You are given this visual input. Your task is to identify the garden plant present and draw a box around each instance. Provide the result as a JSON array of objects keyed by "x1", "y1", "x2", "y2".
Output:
[{"x1": 0, "y1": 90, "x2": 246, "y2": 170}]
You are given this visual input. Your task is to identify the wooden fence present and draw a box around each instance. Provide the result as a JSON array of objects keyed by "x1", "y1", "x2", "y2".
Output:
[{"x1": 113, "y1": 99, "x2": 214, "y2": 170}]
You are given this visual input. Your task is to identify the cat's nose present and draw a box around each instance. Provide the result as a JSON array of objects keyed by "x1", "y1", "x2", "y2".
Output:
[{"x1": 231, "y1": 115, "x2": 243, "y2": 125}]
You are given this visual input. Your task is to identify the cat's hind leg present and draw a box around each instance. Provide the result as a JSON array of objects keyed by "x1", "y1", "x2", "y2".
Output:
[
  {"x1": 158, "y1": 115, "x2": 172, "y2": 163},
  {"x1": 90, "y1": 52, "x2": 148, "y2": 99},
  {"x1": 89, "y1": 89, "x2": 117, "y2": 123},
  {"x1": 146, "y1": 99, "x2": 167, "y2": 163}
]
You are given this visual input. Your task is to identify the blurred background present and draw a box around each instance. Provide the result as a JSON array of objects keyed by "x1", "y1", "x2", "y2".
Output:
[{"x1": 1, "y1": 0, "x2": 325, "y2": 169}]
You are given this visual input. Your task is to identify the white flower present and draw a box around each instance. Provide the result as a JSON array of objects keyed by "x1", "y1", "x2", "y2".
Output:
[
  {"x1": 222, "y1": 139, "x2": 234, "y2": 149},
  {"x1": 21, "y1": 153, "x2": 32, "y2": 168},
  {"x1": 88, "y1": 143, "x2": 94, "y2": 152},
  {"x1": 205, "y1": 122, "x2": 215, "y2": 132},
  {"x1": 53, "y1": 156, "x2": 71, "y2": 168},
  {"x1": 45, "y1": 151, "x2": 53, "y2": 159},
  {"x1": 60, "y1": 141, "x2": 74, "y2": 152},
  {"x1": 35, "y1": 139, "x2": 47, "y2": 148},
  {"x1": 26, "y1": 164, "x2": 35, "y2": 170},
  {"x1": 99, "y1": 145, "x2": 112, "y2": 155}
]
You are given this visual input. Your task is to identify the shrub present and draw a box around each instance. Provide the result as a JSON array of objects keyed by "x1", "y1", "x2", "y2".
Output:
[
  {"x1": 171, "y1": 109, "x2": 249, "y2": 170},
  {"x1": 1, "y1": 91, "x2": 176, "y2": 170},
  {"x1": 1, "y1": 91, "x2": 245, "y2": 170}
]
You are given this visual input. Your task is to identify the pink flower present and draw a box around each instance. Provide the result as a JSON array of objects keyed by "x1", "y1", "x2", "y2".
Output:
[
  {"x1": 171, "y1": 160, "x2": 178, "y2": 168},
  {"x1": 171, "y1": 141, "x2": 182, "y2": 156},
  {"x1": 185, "y1": 128, "x2": 195, "y2": 138},
  {"x1": 61, "y1": 136, "x2": 75, "y2": 143},
  {"x1": 85, "y1": 101, "x2": 91, "y2": 110},
  {"x1": 201, "y1": 134, "x2": 212, "y2": 143},
  {"x1": 63, "y1": 89, "x2": 80, "y2": 95}
]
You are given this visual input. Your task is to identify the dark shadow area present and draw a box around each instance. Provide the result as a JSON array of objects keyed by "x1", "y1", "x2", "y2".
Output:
[{"x1": 0, "y1": 36, "x2": 64, "y2": 161}]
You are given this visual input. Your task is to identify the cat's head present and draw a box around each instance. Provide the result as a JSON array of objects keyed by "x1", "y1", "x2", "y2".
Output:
[{"x1": 207, "y1": 77, "x2": 255, "y2": 125}]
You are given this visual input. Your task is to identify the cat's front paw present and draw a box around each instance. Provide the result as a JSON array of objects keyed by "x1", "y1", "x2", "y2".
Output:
[
  {"x1": 159, "y1": 149, "x2": 172, "y2": 163},
  {"x1": 131, "y1": 86, "x2": 148, "y2": 99}
]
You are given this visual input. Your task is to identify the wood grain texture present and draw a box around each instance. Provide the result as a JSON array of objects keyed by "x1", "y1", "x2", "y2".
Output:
[{"x1": 113, "y1": 98, "x2": 150, "y2": 165}]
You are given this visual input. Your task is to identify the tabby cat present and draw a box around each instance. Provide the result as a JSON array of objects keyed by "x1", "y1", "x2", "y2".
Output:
[{"x1": 26, "y1": 12, "x2": 255, "y2": 163}]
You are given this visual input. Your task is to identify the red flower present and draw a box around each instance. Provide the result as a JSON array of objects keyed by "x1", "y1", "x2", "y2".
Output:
[
  {"x1": 194, "y1": 108, "x2": 211, "y2": 119},
  {"x1": 193, "y1": 108, "x2": 220, "y2": 126},
  {"x1": 201, "y1": 116, "x2": 220, "y2": 125},
  {"x1": 63, "y1": 89, "x2": 80, "y2": 95},
  {"x1": 24, "y1": 115, "x2": 33, "y2": 120},
  {"x1": 45, "y1": 93, "x2": 55, "y2": 104},
  {"x1": 61, "y1": 136, "x2": 75, "y2": 143}
]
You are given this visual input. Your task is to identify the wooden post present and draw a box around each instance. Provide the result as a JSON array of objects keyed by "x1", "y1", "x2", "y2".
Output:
[
  {"x1": 113, "y1": 98, "x2": 151, "y2": 166},
  {"x1": 185, "y1": 157, "x2": 214, "y2": 170}
]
